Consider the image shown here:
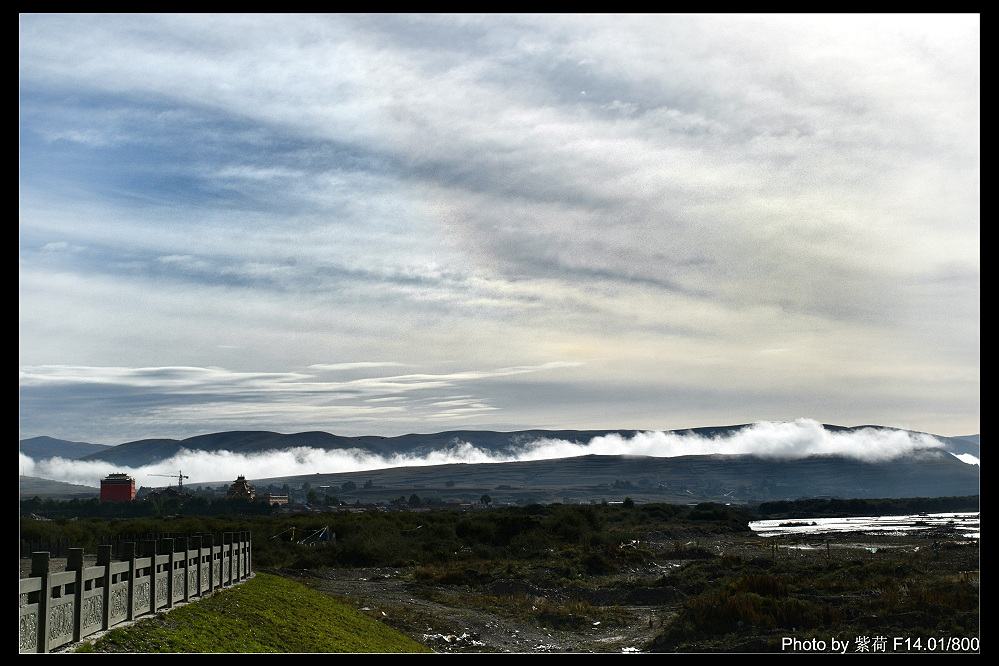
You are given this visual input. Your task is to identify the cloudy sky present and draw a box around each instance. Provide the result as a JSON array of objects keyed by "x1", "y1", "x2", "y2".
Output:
[{"x1": 19, "y1": 14, "x2": 979, "y2": 446}]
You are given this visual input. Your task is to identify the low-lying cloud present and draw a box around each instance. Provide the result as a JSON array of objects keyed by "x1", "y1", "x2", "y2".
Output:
[{"x1": 19, "y1": 419, "x2": 957, "y2": 490}]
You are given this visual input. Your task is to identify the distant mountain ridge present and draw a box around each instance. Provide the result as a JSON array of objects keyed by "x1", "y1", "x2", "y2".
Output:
[
  {"x1": 25, "y1": 429, "x2": 651, "y2": 467},
  {"x1": 20, "y1": 424, "x2": 980, "y2": 467},
  {"x1": 18, "y1": 425, "x2": 979, "y2": 502},
  {"x1": 18, "y1": 436, "x2": 112, "y2": 461}
]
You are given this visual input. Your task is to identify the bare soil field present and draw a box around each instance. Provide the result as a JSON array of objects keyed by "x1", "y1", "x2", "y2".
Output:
[{"x1": 265, "y1": 529, "x2": 980, "y2": 653}]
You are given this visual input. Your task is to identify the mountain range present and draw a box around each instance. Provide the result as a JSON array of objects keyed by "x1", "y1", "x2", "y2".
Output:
[{"x1": 19, "y1": 424, "x2": 980, "y2": 504}]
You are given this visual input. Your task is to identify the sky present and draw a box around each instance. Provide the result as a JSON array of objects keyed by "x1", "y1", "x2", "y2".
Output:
[{"x1": 19, "y1": 14, "x2": 980, "y2": 448}]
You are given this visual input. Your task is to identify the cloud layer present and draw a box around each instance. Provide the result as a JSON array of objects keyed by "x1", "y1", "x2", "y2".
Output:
[
  {"x1": 19, "y1": 419, "x2": 956, "y2": 490},
  {"x1": 19, "y1": 15, "x2": 979, "y2": 442}
]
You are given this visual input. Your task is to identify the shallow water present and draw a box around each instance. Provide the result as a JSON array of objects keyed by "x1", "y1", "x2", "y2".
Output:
[{"x1": 749, "y1": 512, "x2": 979, "y2": 539}]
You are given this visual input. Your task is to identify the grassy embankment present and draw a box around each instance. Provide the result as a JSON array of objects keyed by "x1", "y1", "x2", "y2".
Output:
[{"x1": 75, "y1": 572, "x2": 431, "y2": 653}]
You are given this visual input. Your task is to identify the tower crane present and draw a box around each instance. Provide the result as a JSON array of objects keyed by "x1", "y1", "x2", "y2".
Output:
[{"x1": 149, "y1": 471, "x2": 190, "y2": 491}]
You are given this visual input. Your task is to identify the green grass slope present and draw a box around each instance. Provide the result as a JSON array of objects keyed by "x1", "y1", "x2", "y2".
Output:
[{"x1": 77, "y1": 572, "x2": 431, "y2": 653}]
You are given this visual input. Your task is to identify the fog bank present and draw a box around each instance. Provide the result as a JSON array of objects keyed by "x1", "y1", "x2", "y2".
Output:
[{"x1": 20, "y1": 419, "x2": 963, "y2": 490}]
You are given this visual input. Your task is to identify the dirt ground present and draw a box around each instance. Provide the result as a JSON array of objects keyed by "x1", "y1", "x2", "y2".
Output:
[
  {"x1": 266, "y1": 565, "x2": 669, "y2": 653},
  {"x1": 265, "y1": 529, "x2": 980, "y2": 654}
]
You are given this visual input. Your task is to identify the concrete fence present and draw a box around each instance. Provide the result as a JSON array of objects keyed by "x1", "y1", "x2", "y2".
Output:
[{"x1": 18, "y1": 532, "x2": 252, "y2": 653}]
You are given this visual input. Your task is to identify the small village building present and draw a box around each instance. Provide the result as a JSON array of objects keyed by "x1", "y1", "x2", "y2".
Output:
[
  {"x1": 260, "y1": 493, "x2": 289, "y2": 506},
  {"x1": 100, "y1": 473, "x2": 135, "y2": 501},
  {"x1": 226, "y1": 475, "x2": 256, "y2": 499}
]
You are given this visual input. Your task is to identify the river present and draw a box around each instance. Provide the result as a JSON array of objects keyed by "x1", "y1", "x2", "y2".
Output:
[{"x1": 749, "y1": 511, "x2": 979, "y2": 539}]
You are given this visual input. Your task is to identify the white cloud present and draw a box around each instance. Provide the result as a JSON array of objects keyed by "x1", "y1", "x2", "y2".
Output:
[{"x1": 20, "y1": 419, "x2": 958, "y2": 489}]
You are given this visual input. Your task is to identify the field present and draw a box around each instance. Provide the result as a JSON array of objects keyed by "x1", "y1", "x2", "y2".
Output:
[
  {"x1": 21, "y1": 499, "x2": 979, "y2": 653},
  {"x1": 267, "y1": 528, "x2": 979, "y2": 653}
]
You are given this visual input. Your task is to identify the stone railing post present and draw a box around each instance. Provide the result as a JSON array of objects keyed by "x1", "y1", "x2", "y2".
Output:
[
  {"x1": 190, "y1": 535, "x2": 203, "y2": 597},
  {"x1": 67, "y1": 548, "x2": 85, "y2": 642},
  {"x1": 29, "y1": 551, "x2": 51, "y2": 653},
  {"x1": 122, "y1": 542, "x2": 136, "y2": 621},
  {"x1": 176, "y1": 537, "x2": 189, "y2": 602},
  {"x1": 204, "y1": 533, "x2": 216, "y2": 591},
  {"x1": 160, "y1": 538, "x2": 175, "y2": 609},
  {"x1": 97, "y1": 545, "x2": 112, "y2": 631},
  {"x1": 143, "y1": 539, "x2": 157, "y2": 615},
  {"x1": 223, "y1": 532, "x2": 233, "y2": 586},
  {"x1": 240, "y1": 531, "x2": 249, "y2": 579},
  {"x1": 235, "y1": 532, "x2": 243, "y2": 583}
]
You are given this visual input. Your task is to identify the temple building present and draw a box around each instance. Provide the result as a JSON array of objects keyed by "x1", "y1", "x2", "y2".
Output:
[
  {"x1": 100, "y1": 473, "x2": 135, "y2": 501},
  {"x1": 226, "y1": 475, "x2": 256, "y2": 499}
]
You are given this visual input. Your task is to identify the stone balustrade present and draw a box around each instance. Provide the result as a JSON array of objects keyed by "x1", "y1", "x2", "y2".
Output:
[{"x1": 18, "y1": 532, "x2": 251, "y2": 653}]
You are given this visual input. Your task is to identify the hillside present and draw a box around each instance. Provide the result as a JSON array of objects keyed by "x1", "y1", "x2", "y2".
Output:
[
  {"x1": 74, "y1": 572, "x2": 430, "y2": 653},
  {"x1": 19, "y1": 475, "x2": 99, "y2": 500},
  {"x1": 248, "y1": 450, "x2": 980, "y2": 506},
  {"x1": 19, "y1": 436, "x2": 112, "y2": 460},
  {"x1": 19, "y1": 424, "x2": 980, "y2": 503}
]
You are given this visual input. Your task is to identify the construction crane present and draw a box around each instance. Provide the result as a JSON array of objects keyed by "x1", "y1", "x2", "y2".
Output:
[{"x1": 149, "y1": 471, "x2": 190, "y2": 491}]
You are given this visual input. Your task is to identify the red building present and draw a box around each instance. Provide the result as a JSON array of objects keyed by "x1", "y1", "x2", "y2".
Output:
[{"x1": 100, "y1": 473, "x2": 135, "y2": 501}]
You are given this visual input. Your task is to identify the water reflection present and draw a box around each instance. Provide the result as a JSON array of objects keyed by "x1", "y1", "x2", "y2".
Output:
[{"x1": 749, "y1": 512, "x2": 979, "y2": 539}]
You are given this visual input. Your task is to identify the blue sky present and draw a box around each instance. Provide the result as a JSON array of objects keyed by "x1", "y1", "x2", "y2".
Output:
[{"x1": 19, "y1": 14, "x2": 979, "y2": 445}]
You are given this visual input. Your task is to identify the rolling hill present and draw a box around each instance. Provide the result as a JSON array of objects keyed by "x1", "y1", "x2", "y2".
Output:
[
  {"x1": 26, "y1": 423, "x2": 979, "y2": 467},
  {"x1": 252, "y1": 450, "x2": 979, "y2": 506},
  {"x1": 18, "y1": 436, "x2": 112, "y2": 461},
  {"x1": 19, "y1": 424, "x2": 979, "y2": 503}
]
